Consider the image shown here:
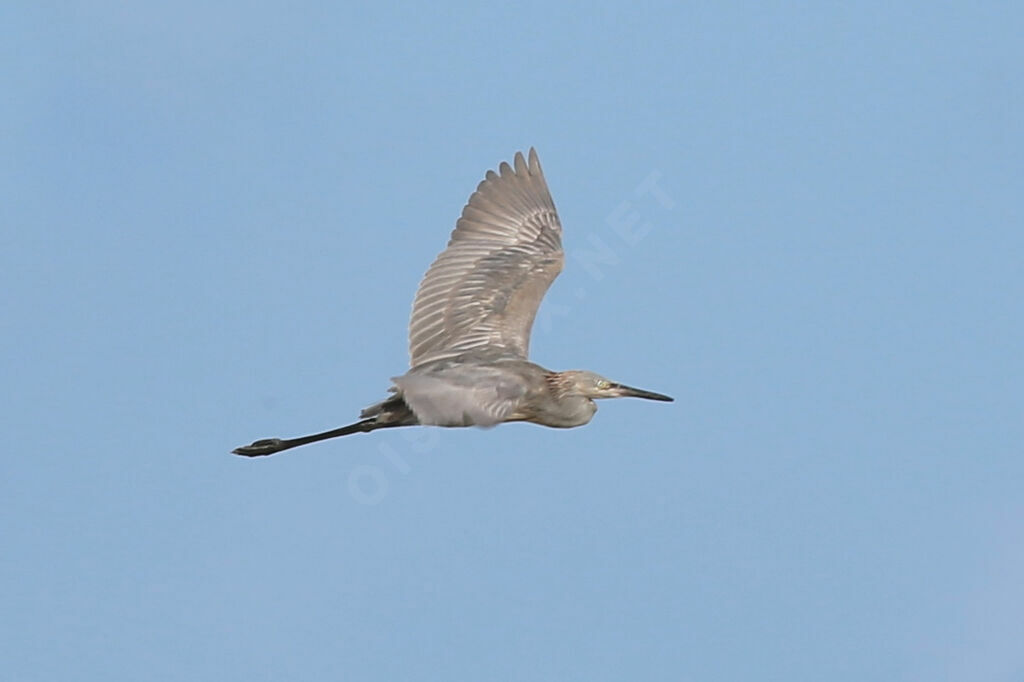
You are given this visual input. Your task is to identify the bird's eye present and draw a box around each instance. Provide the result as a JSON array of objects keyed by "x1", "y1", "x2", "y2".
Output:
[{"x1": 597, "y1": 380, "x2": 611, "y2": 389}]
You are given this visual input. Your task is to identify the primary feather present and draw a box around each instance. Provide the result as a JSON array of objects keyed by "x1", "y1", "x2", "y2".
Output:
[{"x1": 407, "y1": 148, "x2": 564, "y2": 368}]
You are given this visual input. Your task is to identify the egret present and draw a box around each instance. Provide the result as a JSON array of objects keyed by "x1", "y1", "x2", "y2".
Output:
[{"x1": 234, "y1": 149, "x2": 672, "y2": 456}]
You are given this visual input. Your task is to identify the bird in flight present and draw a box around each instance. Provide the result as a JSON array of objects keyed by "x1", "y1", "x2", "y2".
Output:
[{"x1": 234, "y1": 149, "x2": 672, "y2": 456}]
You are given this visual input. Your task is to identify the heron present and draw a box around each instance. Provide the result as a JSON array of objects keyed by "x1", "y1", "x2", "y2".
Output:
[{"x1": 233, "y1": 149, "x2": 673, "y2": 457}]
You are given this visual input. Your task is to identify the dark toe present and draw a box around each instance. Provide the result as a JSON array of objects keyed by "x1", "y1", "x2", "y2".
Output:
[{"x1": 232, "y1": 438, "x2": 283, "y2": 457}]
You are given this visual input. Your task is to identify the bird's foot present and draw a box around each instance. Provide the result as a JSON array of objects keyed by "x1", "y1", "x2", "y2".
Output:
[{"x1": 232, "y1": 438, "x2": 285, "y2": 457}]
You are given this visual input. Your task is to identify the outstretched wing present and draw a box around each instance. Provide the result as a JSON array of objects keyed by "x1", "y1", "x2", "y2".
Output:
[{"x1": 408, "y1": 148, "x2": 564, "y2": 368}]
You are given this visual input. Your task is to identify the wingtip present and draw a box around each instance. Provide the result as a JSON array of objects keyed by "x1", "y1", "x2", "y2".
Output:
[
  {"x1": 497, "y1": 149, "x2": 541, "y2": 178},
  {"x1": 528, "y1": 147, "x2": 542, "y2": 175},
  {"x1": 513, "y1": 150, "x2": 528, "y2": 175}
]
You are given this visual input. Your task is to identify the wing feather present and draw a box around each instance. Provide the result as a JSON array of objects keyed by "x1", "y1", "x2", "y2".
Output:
[{"x1": 408, "y1": 149, "x2": 563, "y2": 367}]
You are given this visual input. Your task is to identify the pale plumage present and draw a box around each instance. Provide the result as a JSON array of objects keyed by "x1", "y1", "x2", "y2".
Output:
[
  {"x1": 408, "y1": 148, "x2": 563, "y2": 366},
  {"x1": 234, "y1": 149, "x2": 672, "y2": 457}
]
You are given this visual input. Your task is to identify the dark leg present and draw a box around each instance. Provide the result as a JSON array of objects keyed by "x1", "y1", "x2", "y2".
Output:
[{"x1": 232, "y1": 418, "x2": 406, "y2": 457}]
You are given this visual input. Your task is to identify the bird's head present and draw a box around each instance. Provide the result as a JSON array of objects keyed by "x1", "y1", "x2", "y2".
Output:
[{"x1": 557, "y1": 370, "x2": 674, "y2": 402}]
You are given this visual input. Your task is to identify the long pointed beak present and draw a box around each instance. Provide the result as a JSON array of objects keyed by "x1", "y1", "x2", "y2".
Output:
[{"x1": 612, "y1": 383, "x2": 674, "y2": 402}]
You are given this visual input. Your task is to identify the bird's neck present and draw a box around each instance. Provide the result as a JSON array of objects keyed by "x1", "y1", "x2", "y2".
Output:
[
  {"x1": 541, "y1": 373, "x2": 597, "y2": 427},
  {"x1": 544, "y1": 371, "x2": 576, "y2": 398},
  {"x1": 562, "y1": 395, "x2": 598, "y2": 427}
]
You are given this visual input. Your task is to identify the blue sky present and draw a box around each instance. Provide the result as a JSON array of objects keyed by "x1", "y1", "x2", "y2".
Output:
[{"x1": 3, "y1": 2, "x2": 1022, "y2": 680}]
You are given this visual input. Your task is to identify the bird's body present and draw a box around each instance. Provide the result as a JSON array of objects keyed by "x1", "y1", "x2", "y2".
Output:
[
  {"x1": 384, "y1": 353, "x2": 599, "y2": 429},
  {"x1": 234, "y1": 149, "x2": 672, "y2": 457}
]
